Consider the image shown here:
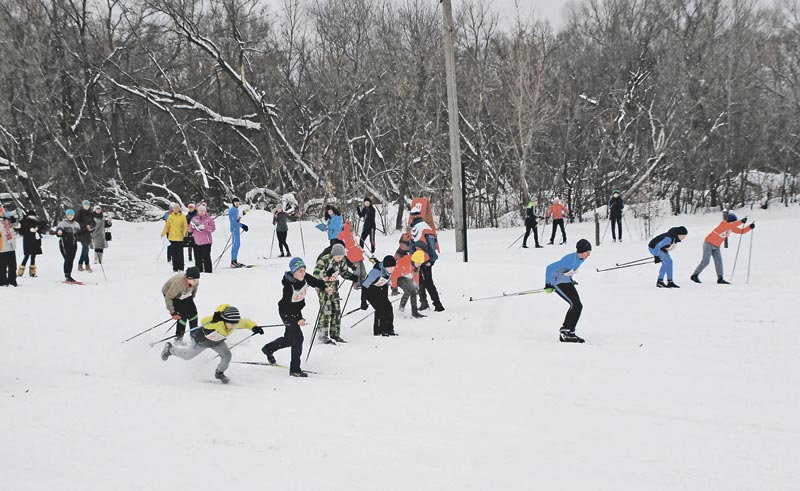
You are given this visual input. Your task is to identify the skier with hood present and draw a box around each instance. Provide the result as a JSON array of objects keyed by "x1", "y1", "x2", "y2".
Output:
[{"x1": 648, "y1": 226, "x2": 688, "y2": 288}]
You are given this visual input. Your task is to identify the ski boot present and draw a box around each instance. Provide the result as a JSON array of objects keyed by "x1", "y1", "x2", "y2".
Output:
[
  {"x1": 319, "y1": 335, "x2": 335, "y2": 345},
  {"x1": 17, "y1": 265, "x2": 25, "y2": 277},
  {"x1": 666, "y1": 280, "x2": 680, "y2": 288},
  {"x1": 65, "y1": 276, "x2": 78, "y2": 284},
  {"x1": 656, "y1": 280, "x2": 668, "y2": 288},
  {"x1": 547, "y1": 240, "x2": 554, "y2": 245},
  {"x1": 535, "y1": 244, "x2": 543, "y2": 248},
  {"x1": 262, "y1": 346, "x2": 277, "y2": 365},
  {"x1": 434, "y1": 304, "x2": 445, "y2": 312},
  {"x1": 522, "y1": 244, "x2": 529, "y2": 249},
  {"x1": 418, "y1": 301, "x2": 430, "y2": 312},
  {"x1": 560, "y1": 330, "x2": 585, "y2": 343},
  {"x1": 161, "y1": 342, "x2": 172, "y2": 361},
  {"x1": 690, "y1": 274, "x2": 701, "y2": 284},
  {"x1": 332, "y1": 335, "x2": 347, "y2": 343},
  {"x1": 398, "y1": 304, "x2": 406, "y2": 312},
  {"x1": 412, "y1": 311, "x2": 426, "y2": 319},
  {"x1": 290, "y1": 370, "x2": 308, "y2": 378},
  {"x1": 215, "y1": 370, "x2": 230, "y2": 384},
  {"x1": 29, "y1": 265, "x2": 37, "y2": 277},
  {"x1": 717, "y1": 276, "x2": 730, "y2": 285}
]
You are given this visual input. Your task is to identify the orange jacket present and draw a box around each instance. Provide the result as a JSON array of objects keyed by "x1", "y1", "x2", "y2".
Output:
[
  {"x1": 391, "y1": 254, "x2": 420, "y2": 289},
  {"x1": 547, "y1": 203, "x2": 569, "y2": 220},
  {"x1": 705, "y1": 219, "x2": 751, "y2": 247}
]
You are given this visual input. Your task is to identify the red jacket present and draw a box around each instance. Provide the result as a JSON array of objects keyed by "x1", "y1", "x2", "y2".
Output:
[
  {"x1": 705, "y1": 219, "x2": 751, "y2": 248},
  {"x1": 546, "y1": 203, "x2": 569, "y2": 220},
  {"x1": 391, "y1": 254, "x2": 420, "y2": 289}
]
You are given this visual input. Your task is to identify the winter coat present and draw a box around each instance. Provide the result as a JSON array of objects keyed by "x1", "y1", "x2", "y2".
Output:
[
  {"x1": 325, "y1": 214, "x2": 343, "y2": 240},
  {"x1": 198, "y1": 304, "x2": 258, "y2": 343},
  {"x1": 391, "y1": 254, "x2": 420, "y2": 289},
  {"x1": 92, "y1": 212, "x2": 112, "y2": 250},
  {"x1": 273, "y1": 211, "x2": 294, "y2": 232},
  {"x1": 357, "y1": 205, "x2": 376, "y2": 230},
  {"x1": 648, "y1": 226, "x2": 688, "y2": 254},
  {"x1": 20, "y1": 216, "x2": 43, "y2": 256},
  {"x1": 409, "y1": 217, "x2": 438, "y2": 264},
  {"x1": 161, "y1": 211, "x2": 188, "y2": 242},
  {"x1": 608, "y1": 196, "x2": 624, "y2": 218},
  {"x1": 161, "y1": 272, "x2": 199, "y2": 312},
  {"x1": 704, "y1": 219, "x2": 750, "y2": 248},
  {"x1": 525, "y1": 206, "x2": 538, "y2": 227},
  {"x1": 362, "y1": 262, "x2": 393, "y2": 290},
  {"x1": 228, "y1": 205, "x2": 242, "y2": 233},
  {"x1": 546, "y1": 203, "x2": 569, "y2": 221},
  {"x1": 313, "y1": 253, "x2": 355, "y2": 296},
  {"x1": 0, "y1": 216, "x2": 19, "y2": 253},
  {"x1": 545, "y1": 252, "x2": 585, "y2": 286},
  {"x1": 75, "y1": 208, "x2": 94, "y2": 245},
  {"x1": 56, "y1": 219, "x2": 81, "y2": 247},
  {"x1": 189, "y1": 213, "x2": 216, "y2": 246},
  {"x1": 278, "y1": 272, "x2": 327, "y2": 322}
]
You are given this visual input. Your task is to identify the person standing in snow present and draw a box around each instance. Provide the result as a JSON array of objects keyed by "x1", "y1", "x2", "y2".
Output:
[
  {"x1": 185, "y1": 202, "x2": 197, "y2": 263},
  {"x1": 320, "y1": 204, "x2": 343, "y2": 246},
  {"x1": 56, "y1": 209, "x2": 81, "y2": 283},
  {"x1": 261, "y1": 257, "x2": 332, "y2": 377},
  {"x1": 690, "y1": 213, "x2": 754, "y2": 284},
  {"x1": 522, "y1": 199, "x2": 542, "y2": 248},
  {"x1": 313, "y1": 243, "x2": 355, "y2": 343},
  {"x1": 161, "y1": 266, "x2": 201, "y2": 343},
  {"x1": 161, "y1": 304, "x2": 263, "y2": 384},
  {"x1": 91, "y1": 205, "x2": 112, "y2": 266},
  {"x1": 391, "y1": 249, "x2": 426, "y2": 319},
  {"x1": 18, "y1": 209, "x2": 43, "y2": 278},
  {"x1": 189, "y1": 204, "x2": 216, "y2": 273},
  {"x1": 228, "y1": 197, "x2": 248, "y2": 268},
  {"x1": 357, "y1": 197, "x2": 377, "y2": 253},
  {"x1": 546, "y1": 197, "x2": 569, "y2": 245},
  {"x1": 608, "y1": 189, "x2": 624, "y2": 243},
  {"x1": 545, "y1": 239, "x2": 592, "y2": 343},
  {"x1": 362, "y1": 255, "x2": 398, "y2": 336},
  {"x1": 273, "y1": 204, "x2": 297, "y2": 257},
  {"x1": 409, "y1": 206, "x2": 444, "y2": 312},
  {"x1": 76, "y1": 200, "x2": 95, "y2": 272},
  {"x1": 0, "y1": 204, "x2": 21, "y2": 287},
  {"x1": 161, "y1": 203, "x2": 187, "y2": 272},
  {"x1": 648, "y1": 226, "x2": 688, "y2": 288}
]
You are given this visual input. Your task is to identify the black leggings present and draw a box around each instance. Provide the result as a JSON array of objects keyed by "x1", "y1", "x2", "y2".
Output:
[
  {"x1": 0, "y1": 251, "x2": 16, "y2": 285},
  {"x1": 364, "y1": 287, "x2": 394, "y2": 335},
  {"x1": 21, "y1": 253, "x2": 37, "y2": 266},
  {"x1": 611, "y1": 217, "x2": 622, "y2": 240},
  {"x1": 550, "y1": 219, "x2": 567, "y2": 243},
  {"x1": 194, "y1": 243, "x2": 213, "y2": 273},
  {"x1": 554, "y1": 282, "x2": 583, "y2": 333},
  {"x1": 277, "y1": 231, "x2": 290, "y2": 255},
  {"x1": 263, "y1": 314, "x2": 305, "y2": 373},
  {"x1": 360, "y1": 227, "x2": 376, "y2": 252},
  {"x1": 418, "y1": 263, "x2": 442, "y2": 308},
  {"x1": 170, "y1": 241, "x2": 185, "y2": 271},
  {"x1": 60, "y1": 241, "x2": 77, "y2": 277},
  {"x1": 172, "y1": 297, "x2": 198, "y2": 339},
  {"x1": 523, "y1": 224, "x2": 539, "y2": 246}
]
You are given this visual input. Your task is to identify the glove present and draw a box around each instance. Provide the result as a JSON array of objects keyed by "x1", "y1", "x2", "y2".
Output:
[
  {"x1": 572, "y1": 280, "x2": 579, "y2": 286},
  {"x1": 544, "y1": 284, "x2": 554, "y2": 294},
  {"x1": 654, "y1": 256, "x2": 661, "y2": 264},
  {"x1": 241, "y1": 224, "x2": 249, "y2": 232},
  {"x1": 212, "y1": 311, "x2": 223, "y2": 323},
  {"x1": 252, "y1": 326, "x2": 264, "y2": 335},
  {"x1": 391, "y1": 288, "x2": 400, "y2": 296},
  {"x1": 171, "y1": 312, "x2": 181, "y2": 321},
  {"x1": 741, "y1": 217, "x2": 748, "y2": 224},
  {"x1": 749, "y1": 223, "x2": 755, "y2": 229}
]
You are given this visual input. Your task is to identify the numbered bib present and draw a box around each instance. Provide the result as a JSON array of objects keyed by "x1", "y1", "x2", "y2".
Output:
[
  {"x1": 291, "y1": 284, "x2": 309, "y2": 303},
  {"x1": 178, "y1": 292, "x2": 193, "y2": 300},
  {"x1": 373, "y1": 277, "x2": 389, "y2": 288},
  {"x1": 205, "y1": 330, "x2": 227, "y2": 342}
]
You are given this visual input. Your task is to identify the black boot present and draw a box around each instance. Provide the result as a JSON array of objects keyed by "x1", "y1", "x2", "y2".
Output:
[
  {"x1": 717, "y1": 276, "x2": 730, "y2": 285},
  {"x1": 412, "y1": 311, "x2": 426, "y2": 319},
  {"x1": 656, "y1": 280, "x2": 668, "y2": 288},
  {"x1": 290, "y1": 370, "x2": 308, "y2": 377},
  {"x1": 559, "y1": 330, "x2": 585, "y2": 343},
  {"x1": 261, "y1": 346, "x2": 276, "y2": 364},
  {"x1": 418, "y1": 301, "x2": 430, "y2": 311},
  {"x1": 666, "y1": 280, "x2": 680, "y2": 288},
  {"x1": 690, "y1": 274, "x2": 701, "y2": 283},
  {"x1": 215, "y1": 370, "x2": 230, "y2": 384}
]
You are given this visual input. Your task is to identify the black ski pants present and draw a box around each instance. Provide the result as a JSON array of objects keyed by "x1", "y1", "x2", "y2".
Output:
[
  {"x1": 21, "y1": 253, "x2": 37, "y2": 266},
  {"x1": 360, "y1": 226, "x2": 376, "y2": 253},
  {"x1": 523, "y1": 223, "x2": 540, "y2": 247},
  {"x1": 59, "y1": 241, "x2": 77, "y2": 278},
  {"x1": 550, "y1": 219, "x2": 567, "y2": 243},
  {"x1": 194, "y1": 244, "x2": 213, "y2": 273},
  {"x1": 172, "y1": 296, "x2": 199, "y2": 339},
  {"x1": 277, "y1": 231, "x2": 290, "y2": 256},
  {"x1": 262, "y1": 314, "x2": 304, "y2": 373},
  {"x1": 611, "y1": 216, "x2": 622, "y2": 240},
  {"x1": 418, "y1": 263, "x2": 442, "y2": 308},
  {"x1": 554, "y1": 282, "x2": 582, "y2": 334},
  {"x1": 364, "y1": 286, "x2": 394, "y2": 335},
  {"x1": 170, "y1": 240, "x2": 185, "y2": 271},
  {"x1": 0, "y1": 251, "x2": 17, "y2": 286}
]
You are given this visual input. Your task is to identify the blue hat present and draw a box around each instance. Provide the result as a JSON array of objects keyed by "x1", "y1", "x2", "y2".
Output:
[
  {"x1": 289, "y1": 257, "x2": 306, "y2": 273},
  {"x1": 82, "y1": 200, "x2": 91, "y2": 206},
  {"x1": 726, "y1": 213, "x2": 738, "y2": 223},
  {"x1": 66, "y1": 209, "x2": 75, "y2": 216}
]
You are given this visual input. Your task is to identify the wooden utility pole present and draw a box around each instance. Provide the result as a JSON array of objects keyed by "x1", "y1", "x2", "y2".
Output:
[{"x1": 441, "y1": 0, "x2": 467, "y2": 260}]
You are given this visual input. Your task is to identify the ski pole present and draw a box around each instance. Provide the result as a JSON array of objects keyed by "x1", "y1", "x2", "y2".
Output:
[
  {"x1": 596, "y1": 261, "x2": 652, "y2": 273},
  {"x1": 305, "y1": 295, "x2": 330, "y2": 363},
  {"x1": 468, "y1": 289, "x2": 547, "y2": 302},
  {"x1": 615, "y1": 256, "x2": 653, "y2": 267},
  {"x1": 156, "y1": 238, "x2": 167, "y2": 261},
  {"x1": 730, "y1": 228, "x2": 745, "y2": 280},
  {"x1": 299, "y1": 220, "x2": 306, "y2": 256},
  {"x1": 341, "y1": 281, "x2": 355, "y2": 315},
  {"x1": 122, "y1": 318, "x2": 174, "y2": 343},
  {"x1": 99, "y1": 261, "x2": 108, "y2": 282},
  {"x1": 228, "y1": 332, "x2": 257, "y2": 351},
  {"x1": 341, "y1": 305, "x2": 363, "y2": 319},
  {"x1": 213, "y1": 235, "x2": 233, "y2": 269},
  {"x1": 269, "y1": 227, "x2": 275, "y2": 259},
  {"x1": 348, "y1": 297, "x2": 400, "y2": 329},
  {"x1": 507, "y1": 231, "x2": 525, "y2": 249},
  {"x1": 746, "y1": 228, "x2": 754, "y2": 284}
]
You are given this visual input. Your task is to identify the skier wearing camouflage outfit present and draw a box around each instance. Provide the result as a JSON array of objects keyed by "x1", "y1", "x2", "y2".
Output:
[{"x1": 313, "y1": 243, "x2": 355, "y2": 343}]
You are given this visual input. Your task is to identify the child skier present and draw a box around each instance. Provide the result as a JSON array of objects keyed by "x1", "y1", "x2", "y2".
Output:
[
  {"x1": 18, "y1": 209, "x2": 44, "y2": 278},
  {"x1": 522, "y1": 199, "x2": 542, "y2": 248},
  {"x1": 189, "y1": 204, "x2": 216, "y2": 273},
  {"x1": 545, "y1": 239, "x2": 592, "y2": 343},
  {"x1": 362, "y1": 255, "x2": 398, "y2": 336},
  {"x1": 690, "y1": 213, "x2": 754, "y2": 284},
  {"x1": 313, "y1": 243, "x2": 356, "y2": 343},
  {"x1": 161, "y1": 266, "x2": 201, "y2": 343},
  {"x1": 357, "y1": 197, "x2": 377, "y2": 253},
  {"x1": 161, "y1": 304, "x2": 263, "y2": 384},
  {"x1": 546, "y1": 198, "x2": 569, "y2": 245},
  {"x1": 262, "y1": 257, "x2": 332, "y2": 377},
  {"x1": 391, "y1": 249, "x2": 426, "y2": 318},
  {"x1": 608, "y1": 190, "x2": 624, "y2": 242},
  {"x1": 0, "y1": 205, "x2": 20, "y2": 287},
  {"x1": 409, "y1": 206, "x2": 444, "y2": 312},
  {"x1": 273, "y1": 204, "x2": 298, "y2": 257},
  {"x1": 161, "y1": 203, "x2": 187, "y2": 272},
  {"x1": 648, "y1": 226, "x2": 688, "y2": 288},
  {"x1": 56, "y1": 209, "x2": 81, "y2": 283},
  {"x1": 228, "y1": 197, "x2": 248, "y2": 268}
]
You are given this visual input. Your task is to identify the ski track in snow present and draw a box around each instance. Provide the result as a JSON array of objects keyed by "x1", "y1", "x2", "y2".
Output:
[{"x1": 1, "y1": 208, "x2": 799, "y2": 490}]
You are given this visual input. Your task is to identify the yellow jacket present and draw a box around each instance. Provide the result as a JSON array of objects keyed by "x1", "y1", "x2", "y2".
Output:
[
  {"x1": 200, "y1": 304, "x2": 258, "y2": 342},
  {"x1": 161, "y1": 212, "x2": 188, "y2": 241}
]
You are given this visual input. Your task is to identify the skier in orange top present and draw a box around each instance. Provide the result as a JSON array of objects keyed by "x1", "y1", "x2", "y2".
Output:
[
  {"x1": 690, "y1": 213, "x2": 755, "y2": 284},
  {"x1": 546, "y1": 198, "x2": 569, "y2": 245}
]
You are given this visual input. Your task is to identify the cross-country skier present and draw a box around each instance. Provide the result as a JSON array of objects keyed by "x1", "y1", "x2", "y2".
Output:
[
  {"x1": 391, "y1": 249, "x2": 426, "y2": 318},
  {"x1": 228, "y1": 197, "x2": 248, "y2": 268},
  {"x1": 18, "y1": 209, "x2": 43, "y2": 278},
  {"x1": 91, "y1": 205, "x2": 112, "y2": 266},
  {"x1": 522, "y1": 199, "x2": 542, "y2": 248},
  {"x1": 161, "y1": 266, "x2": 201, "y2": 343},
  {"x1": 161, "y1": 203, "x2": 187, "y2": 272},
  {"x1": 161, "y1": 304, "x2": 264, "y2": 384},
  {"x1": 608, "y1": 190, "x2": 624, "y2": 242},
  {"x1": 362, "y1": 255, "x2": 398, "y2": 336},
  {"x1": 189, "y1": 204, "x2": 216, "y2": 273},
  {"x1": 546, "y1": 197, "x2": 569, "y2": 245},
  {"x1": 648, "y1": 226, "x2": 688, "y2": 288},
  {"x1": 357, "y1": 197, "x2": 377, "y2": 253},
  {"x1": 409, "y1": 206, "x2": 444, "y2": 312},
  {"x1": 690, "y1": 213, "x2": 754, "y2": 284},
  {"x1": 273, "y1": 204, "x2": 298, "y2": 257},
  {"x1": 56, "y1": 209, "x2": 81, "y2": 283},
  {"x1": 0, "y1": 204, "x2": 20, "y2": 286},
  {"x1": 76, "y1": 200, "x2": 94, "y2": 272},
  {"x1": 321, "y1": 204, "x2": 343, "y2": 246},
  {"x1": 313, "y1": 243, "x2": 355, "y2": 343},
  {"x1": 545, "y1": 239, "x2": 592, "y2": 343},
  {"x1": 261, "y1": 257, "x2": 332, "y2": 377}
]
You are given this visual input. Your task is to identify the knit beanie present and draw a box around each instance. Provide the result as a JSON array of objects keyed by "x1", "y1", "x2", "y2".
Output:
[
  {"x1": 221, "y1": 306, "x2": 241, "y2": 323},
  {"x1": 331, "y1": 243, "x2": 346, "y2": 257},
  {"x1": 411, "y1": 250, "x2": 426, "y2": 264},
  {"x1": 289, "y1": 257, "x2": 306, "y2": 273},
  {"x1": 726, "y1": 213, "x2": 738, "y2": 223},
  {"x1": 383, "y1": 255, "x2": 397, "y2": 267},
  {"x1": 576, "y1": 239, "x2": 592, "y2": 254},
  {"x1": 185, "y1": 266, "x2": 200, "y2": 279}
]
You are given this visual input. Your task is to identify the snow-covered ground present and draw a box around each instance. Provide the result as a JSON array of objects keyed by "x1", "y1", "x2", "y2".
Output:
[{"x1": 2, "y1": 206, "x2": 798, "y2": 490}]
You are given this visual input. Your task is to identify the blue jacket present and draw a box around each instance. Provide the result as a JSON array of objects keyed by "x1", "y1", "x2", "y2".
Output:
[
  {"x1": 362, "y1": 263, "x2": 392, "y2": 289},
  {"x1": 326, "y1": 214, "x2": 343, "y2": 240},
  {"x1": 545, "y1": 252, "x2": 585, "y2": 286},
  {"x1": 228, "y1": 205, "x2": 241, "y2": 233}
]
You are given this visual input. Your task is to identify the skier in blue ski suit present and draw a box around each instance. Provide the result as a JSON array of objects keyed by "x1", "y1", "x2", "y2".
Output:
[
  {"x1": 228, "y1": 197, "x2": 248, "y2": 267},
  {"x1": 545, "y1": 239, "x2": 592, "y2": 343},
  {"x1": 647, "y1": 226, "x2": 688, "y2": 288}
]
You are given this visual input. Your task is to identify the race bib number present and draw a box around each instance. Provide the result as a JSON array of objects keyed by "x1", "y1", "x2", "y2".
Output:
[
  {"x1": 292, "y1": 285, "x2": 309, "y2": 303},
  {"x1": 564, "y1": 269, "x2": 575, "y2": 277},
  {"x1": 205, "y1": 330, "x2": 226, "y2": 342},
  {"x1": 178, "y1": 292, "x2": 193, "y2": 300},
  {"x1": 373, "y1": 277, "x2": 389, "y2": 287},
  {"x1": 719, "y1": 230, "x2": 731, "y2": 238}
]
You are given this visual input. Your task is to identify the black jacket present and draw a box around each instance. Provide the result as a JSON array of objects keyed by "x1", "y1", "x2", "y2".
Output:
[
  {"x1": 20, "y1": 216, "x2": 44, "y2": 256},
  {"x1": 648, "y1": 226, "x2": 688, "y2": 250},
  {"x1": 278, "y1": 272, "x2": 327, "y2": 321},
  {"x1": 357, "y1": 205, "x2": 376, "y2": 230},
  {"x1": 75, "y1": 208, "x2": 94, "y2": 245},
  {"x1": 524, "y1": 207, "x2": 538, "y2": 226},
  {"x1": 608, "y1": 196, "x2": 624, "y2": 218}
]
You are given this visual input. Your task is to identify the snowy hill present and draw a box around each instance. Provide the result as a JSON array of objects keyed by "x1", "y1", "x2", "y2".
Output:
[{"x1": 2, "y1": 207, "x2": 799, "y2": 490}]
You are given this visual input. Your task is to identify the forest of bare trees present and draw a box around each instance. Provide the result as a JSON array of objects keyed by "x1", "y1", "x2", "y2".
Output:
[{"x1": 1, "y1": 0, "x2": 798, "y2": 226}]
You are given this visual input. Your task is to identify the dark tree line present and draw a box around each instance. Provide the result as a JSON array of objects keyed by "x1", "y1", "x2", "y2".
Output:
[{"x1": 0, "y1": 0, "x2": 798, "y2": 225}]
